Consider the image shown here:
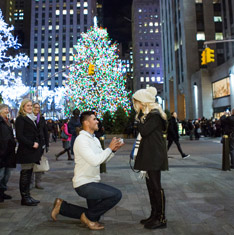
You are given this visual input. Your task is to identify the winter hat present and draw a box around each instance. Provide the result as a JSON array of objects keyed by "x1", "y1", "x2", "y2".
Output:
[{"x1": 133, "y1": 86, "x2": 157, "y2": 103}]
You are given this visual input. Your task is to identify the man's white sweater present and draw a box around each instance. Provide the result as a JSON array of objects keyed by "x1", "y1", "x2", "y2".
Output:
[{"x1": 72, "y1": 130, "x2": 114, "y2": 188}]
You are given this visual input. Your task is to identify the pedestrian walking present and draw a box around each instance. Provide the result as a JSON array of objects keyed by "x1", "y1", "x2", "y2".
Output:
[
  {"x1": 68, "y1": 108, "x2": 81, "y2": 155},
  {"x1": 132, "y1": 87, "x2": 168, "y2": 229},
  {"x1": 167, "y1": 112, "x2": 190, "y2": 159},
  {"x1": 0, "y1": 104, "x2": 16, "y2": 202},
  {"x1": 51, "y1": 111, "x2": 124, "y2": 230},
  {"x1": 55, "y1": 119, "x2": 73, "y2": 161},
  {"x1": 220, "y1": 109, "x2": 234, "y2": 168},
  {"x1": 31, "y1": 103, "x2": 49, "y2": 189},
  {"x1": 15, "y1": 99, "x2": 41, "y2": 206}
]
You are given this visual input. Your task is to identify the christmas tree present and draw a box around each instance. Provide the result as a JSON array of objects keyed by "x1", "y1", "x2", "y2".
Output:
[
  {"x1": 0, "y1": 9, "x2": 30, "y2": 107},
  {"x1": 67, "y1": 26, "x2": 131, "y2": 118}
]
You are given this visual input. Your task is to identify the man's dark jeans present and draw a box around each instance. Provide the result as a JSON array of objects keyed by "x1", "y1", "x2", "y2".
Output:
[{"x1": 59, "y1": 182, "x2": 122, "y2": 221}]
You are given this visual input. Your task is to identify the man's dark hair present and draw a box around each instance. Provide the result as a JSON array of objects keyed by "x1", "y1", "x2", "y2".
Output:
[
  {"x1": 80, "y1": 111, "x2": 95, "y2": 125},
  {"x1": 73, "y1": 108, "x2": 80, "y2": 116}
]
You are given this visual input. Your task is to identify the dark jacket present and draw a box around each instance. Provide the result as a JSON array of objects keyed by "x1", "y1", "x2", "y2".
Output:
[
  {"x1": 134, "y1": 110, "x2": 168, "y2": 171},
  {"x1": 68, "y1": 116, "x2": 81, "y2": 137},
  {"x1": 37, "y1": 116, "x2": 49, "y2": 150},
  {"x1": 15, "y1": 115, "x2": 42, "y2": 164},
  {"x1": 220, "y1": 115, "x2": 234, "y2": 135},
  {"x1": 0, "y1": 116, "x2": 16, "y2": 168},
  {"x1": 167, "y1": 116, "x2": 179, "y2": 141}
]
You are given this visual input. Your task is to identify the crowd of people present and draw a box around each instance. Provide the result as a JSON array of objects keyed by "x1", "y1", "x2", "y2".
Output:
[{"x1": 0, "y1": 90, "x2": 234, "y2": 231}]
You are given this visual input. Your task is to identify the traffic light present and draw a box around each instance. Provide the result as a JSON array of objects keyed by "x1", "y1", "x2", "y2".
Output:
[
  {"x1": 206, "y1": 47, "x2": 215, "y2": 63},
  {"x1": 201, "y1": 49, "x2": 207, "y2": 65},
  {"x1": 88, "y1": 63, "x2": 95, "y2": 75}
]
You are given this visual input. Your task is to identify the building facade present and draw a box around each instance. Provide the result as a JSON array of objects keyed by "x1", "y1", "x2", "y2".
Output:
[
  {"x1": 0, "y1": 0, "x2": 15, "y2": 24},
  {"x1": 160, "y1": 0, "x2": 225, "y2": 120},
  {"x1": 29, "y1": 0, "x2": 97, "y2": 89},
  {"x1": 132, "y1": 0, "x2": 164, "y2": 94}
]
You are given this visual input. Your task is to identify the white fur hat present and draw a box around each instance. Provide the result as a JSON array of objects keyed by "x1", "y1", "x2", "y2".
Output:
[{"x1": 133, "y1": 87, "x2": 157, "y2": 103}]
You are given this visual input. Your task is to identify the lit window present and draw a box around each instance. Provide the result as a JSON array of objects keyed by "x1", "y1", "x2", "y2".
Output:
[
  {"x1": 49, "y1": 25, "x2": 52, "y2": 30},
  {"x1": 151, "y1": 64, "x2": 155, "y2": 68},
  {"x1": 140, "y1": 64, "x2": 144, "y2": 67},
  {"x1": 48, "y1": 81, "x2": 51, "y2": 85},
  {"x1": 145, "y1": 57, "x2": 149, "y2": 61},
  {"x1": 144, "y1": 22, "x2": 147, "y2": 27},
  {"x1": 140, "y1": 49, "x2": 143, "y2": 54},
  {"x1": 150, "y1": 49, "x2": 154, "y2": 54},
  {"x1": 55, "y1": 48, "x2": 59, "y2": 54},
  {"x1": 69, "y1": 56, "x2": 73, "y2": 61},
  {"x1": 146, "y1": 64, "x2": 149, "y2": 68},
  {"x1": 146, "y1": 77, "x2": 150, "y2": 82},
  {"x1": 48, "y1": 48, "x2": 52, "y2": 53},
  {"x1": 63, "y1": 48, "x2": 66, "y2": 53},
  {"x1": 62, "y1": 56, "x2": 66, "y2": 61},
  {"x1": 138, "y1": 9, "x2": 142, "y2": 12},
  {"x1": 34, "y1": 49, "x2": 38, "y2": 53},
  {"x1": 84, "y1": 2, "x2": 88, "y2": 7},
  {"x1": 41, "y1": 48, "x2": 45, "y2": 53},
  {"x1": 41, "y1": 57, "x2": 45, "y2": 62},
  {"x1": 150, "y1": 29, "x2": 154, "y2": 33},
  {"x1": 48, "y1": 57, "x2": 52, "y2": 61},
  {"x1": 214, "y1": 16, "x2": 222, "y2": 22},
  {"x1": 84, "y1": 9, "x2": 88, "y2": 14},
  {"x1": 155, "y1": 28, "x2": 159, "y2": 33},
  {"x1": 63, "y1": 10, "x2": 67, "y2": 14},
  {"x1": 156, "y1": 63, "x2": 160, "y2": 68},
  {"x1": 196, "y1": 32, "x2": 205, "y2": 41},
  {"x1": 34, "y1": 57, "x2": 38, "y2": 62},
  {"x1": 195, "y1": 0, "x2": 202, "y2": 3},
  {"x1": 77, "y1": 2, "x2": 80, "y2": 7},
  {"x1": 151, "y1": 77, "x2": 155, "y2": 82},
  {"x1": 149, "y1": 22, "x2": 153, "y2": 26},
  {"x1": 56, "y1": 10, "x2": 60, "y2": 15},
  {"x1": 70, "y1": 9, "x2": 74, "y2": 14},
  {"x1": 140, "y1": 77, "x2": 144, "y2": 82},
  {"x1": 157, "y1": 77, "x2": 161, "y2": 82},
  {"x1": 56, "y1": 25, "x2": 59, "y2": 30},
  {"x1": 55, "y1": 56, "x2": 59, "y2": 61},
  {"x1": 145, "y1": 49, "x2": 148, "y2": 54},
  {"x1": 215, "y1": 33, "x2": 223, "y2": 40},
  {"x1": 154, "y1": 22, "x2": 158, "y2": 26}
]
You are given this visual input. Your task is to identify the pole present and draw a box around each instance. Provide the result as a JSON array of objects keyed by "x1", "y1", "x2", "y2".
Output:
[
  {"x1": 204, "y1": 39, "x2": 234, "y2": 46},
  {"x1": 36, "y1": 67, "x2": 40, "y2": 101},
  {"x1": 222, "y1": 135, "x2": 230, "y2": 171}
]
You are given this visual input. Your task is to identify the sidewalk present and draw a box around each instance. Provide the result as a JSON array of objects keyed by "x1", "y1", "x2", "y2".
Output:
[{"x1": 0, "y1": 138, "x2": 234, "y2": 235}]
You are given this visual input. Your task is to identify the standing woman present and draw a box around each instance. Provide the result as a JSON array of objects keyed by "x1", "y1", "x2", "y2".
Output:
[
  {"x1": 0, "y1": 104, "x2": 16, "y2": 202},
  {"x1": 32, "y1": 102, "x2": 49, "y2": 189},
  {"x1": 132, "y1": 87, "x2": 168, "y2": 230},
  {"x1": 55, "y1": 119, "x2": 73, "y2": 160},
  {"x1": 15, "y1": 99, "x2": 41, "y2": 206}
]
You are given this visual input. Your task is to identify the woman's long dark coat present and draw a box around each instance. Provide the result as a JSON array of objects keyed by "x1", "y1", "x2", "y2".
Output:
[
  {"x1": 0, "y1": 116, "x2": 16, "y2": 168},
  {"x1": 134, "y1": 110, "x2": 168, "y2": 171},
  {"x1": 15, "y1": 115, "x2": 42, "y2": 164}
]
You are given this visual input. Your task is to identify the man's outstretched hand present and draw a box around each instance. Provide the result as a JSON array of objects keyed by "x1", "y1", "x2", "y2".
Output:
[{"x1": 109, "y1": 137, "x2": 125, "y2": 152}]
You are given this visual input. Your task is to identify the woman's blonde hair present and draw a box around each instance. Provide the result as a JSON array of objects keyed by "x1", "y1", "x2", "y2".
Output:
[
  {"x1": 133, "y1": 99, "x2": 167, "y2": 122},
  {"x1": 18, "y1": 98, "x2": 32, "y2": 116}
]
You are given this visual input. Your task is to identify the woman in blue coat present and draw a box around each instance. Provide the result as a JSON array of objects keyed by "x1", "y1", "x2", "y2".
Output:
[
  {"x1": 132, "y1": 87, "x2": 167, "y2": 230},
  {"x1": 15, "y1": 99, "x2": 42, "y2": 206}
]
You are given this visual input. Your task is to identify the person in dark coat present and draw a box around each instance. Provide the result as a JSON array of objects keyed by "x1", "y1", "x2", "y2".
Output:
[
  {"x1": 15, "y1": 98, "x2": 42, "y2": 206},
  {"x1": 68, "y1": 108, "x2": 81, "y2": 155},
  {"x1": 132, "y1": 87, "x2": 168, "y2": 230},
  {"x1": 220, "y1": 109, "x2": 234, "y2": 168},
  {"x1": 31, "y1": 102, "x2": 49, "y2": 189},
  {"x1": 167, "y1": 112, "x2": 190, "y2": 159},
  {"x1": 0, "y1": 104, "x2": 16, "y2": 202}
]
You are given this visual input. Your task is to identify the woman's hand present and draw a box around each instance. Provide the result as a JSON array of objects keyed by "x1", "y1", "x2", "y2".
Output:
[{"x1": 33, "y1": 142, "x2": 39, "y2": 149}]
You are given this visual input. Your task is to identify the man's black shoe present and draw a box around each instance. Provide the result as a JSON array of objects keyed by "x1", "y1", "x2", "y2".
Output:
[
  {"x1": 182, "y1": 154, "x2": 190, "y2": 159},
  {"x1": 3, "y1": 193, "x2": 12, "y2": 200}
]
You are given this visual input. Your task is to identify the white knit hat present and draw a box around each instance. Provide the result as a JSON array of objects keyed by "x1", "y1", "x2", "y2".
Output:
[{"x1": 133, "y1": 87, "x2": 157, "y2": 103}]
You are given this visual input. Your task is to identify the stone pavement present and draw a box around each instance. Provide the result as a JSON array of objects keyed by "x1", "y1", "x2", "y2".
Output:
[{"x1": 1, "y1": 137, "x2": 234, "y2": 235}]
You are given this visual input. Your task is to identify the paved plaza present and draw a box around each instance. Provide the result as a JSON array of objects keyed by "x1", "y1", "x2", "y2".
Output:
[{"x1": 1, "y1": 137, "x2": 234, "y2": 235}]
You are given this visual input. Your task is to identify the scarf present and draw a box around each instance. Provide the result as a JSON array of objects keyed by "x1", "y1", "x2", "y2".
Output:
[{"x1": 26, "y1": 113, "x2": 37, "y2": 125}]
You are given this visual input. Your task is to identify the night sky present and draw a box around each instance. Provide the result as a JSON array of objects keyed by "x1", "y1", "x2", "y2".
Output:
[{"x1": 103, "y1": 0, "x2": 133, "y2": 54}]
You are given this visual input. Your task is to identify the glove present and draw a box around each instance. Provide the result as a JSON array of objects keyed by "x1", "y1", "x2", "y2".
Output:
[{"x1": 46, "y1": 146, "x2": 49, "y2": 153}]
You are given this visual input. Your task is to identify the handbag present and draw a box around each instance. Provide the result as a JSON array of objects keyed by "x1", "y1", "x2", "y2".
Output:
[
  {"x1": 61, "y1": 130, "x2": 68, "y2": 139},
  {"x1": 129, "y1": 133, "x2": 141, "y2": 172},
  {"x1": 33, "y1": 156, "x2": 50, "y2": 172}
]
